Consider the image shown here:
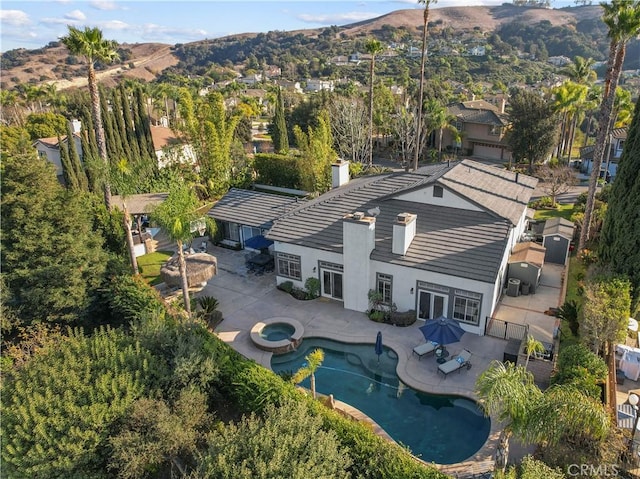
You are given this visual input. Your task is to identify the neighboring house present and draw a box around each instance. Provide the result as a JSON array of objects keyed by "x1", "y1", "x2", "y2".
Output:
[
  {"x1": 306, "y1": 79, "x2": 334, "y2": 92},
  {"x1": 274, "y1": 79, "x2": 303, "y2": 93},
  {"x1": 33, "y1": 132, "x2": 83, "y2": 183},
  {"x1": 265, "y1": 159, "x2": 537, "y2": 337},
  {"x1": 207, "y1": 188, "x2": 303, "y2": 249},
  {"x1": 443, "y1": 100, "x2": 512, "y2": 162},
  {"x1": 329, "y1": 55, "x2": 350, "y2": 66},
  {"x1": 579, "y1": 127, "x2": 627, "y2": 181},
  {"x1": 238, "y1": 73, "x2": 262, "y2": 86},
  {"x1": 548, "y1": 56, "x2": 571, "y2": 67},
  {"x1": 150, "y1": 126, "x2": 197, "y2": 169},
  {"x1": 467, "y1": 45, "x2": 486, "y2": 56}
]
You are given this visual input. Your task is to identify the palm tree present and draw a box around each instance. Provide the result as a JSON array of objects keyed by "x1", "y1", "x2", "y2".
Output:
[
  {"x1": 425, "y1": 98, "x2": 455, "y2": 161},
  {"x1": 60, "y1": 26, "x2": 119, "y2": 210},
  {"x1": 476, "y1": 361, "x2": 542, "y2": 473},
  {"x1": 564, "y1": 56, "x2": 597, "y2": 85},
  {"x1": 578, "y1": 0, "x2": 640, "y2": 251},
  {"x1": 523, "y1": 335, "x2": 545, "y2": 369},
  {"x1": 365, "y1": 38, "x2": 384, "y2": 167},
  {"x1": 150, "y1": 182, "x2": 202, "y2": 317},
  {"x1": 413, "y1": 0, "x2": 437, "y2": 171},
  {"x1": 292, "y1": 348, "x2": 325, "y2": 399},
  {"x1": 477, "y1": 361, "x2": 611, "y2": 474}
]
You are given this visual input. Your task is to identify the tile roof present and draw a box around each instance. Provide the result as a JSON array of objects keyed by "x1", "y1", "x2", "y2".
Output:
[
  {"x1": 439, "y1": 160, "x2": 537, "y2": 226},
  {"x1": 267, "y1": 160, "x2": 533, "y2": 283},
  {"x1": 150, "y1": 126, "x2": 182, "y2": 151},
  {"x1": 207, "y1": 188, "x2": 303, "y2": 229},
  {"x1": 448, "y1": 100, "x2": 509, "y2": 126}
]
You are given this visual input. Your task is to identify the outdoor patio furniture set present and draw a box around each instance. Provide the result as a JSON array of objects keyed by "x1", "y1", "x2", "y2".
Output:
[
  {"x1": 413, "y1": 316, "x2": 473, "y2": 378},
  {"x1": 245, "y1": 252, "x2": 275, "y2": 276}
]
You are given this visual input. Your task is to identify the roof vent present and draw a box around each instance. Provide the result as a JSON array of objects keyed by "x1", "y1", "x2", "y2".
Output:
[{"x1": 353, "y1": 211, "x2": 365, "y2": 220}]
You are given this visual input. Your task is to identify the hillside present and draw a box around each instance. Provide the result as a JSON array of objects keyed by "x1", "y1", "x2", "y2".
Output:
[{"x1": 0, "y1": 5, "x2": 607, "y2": 91}]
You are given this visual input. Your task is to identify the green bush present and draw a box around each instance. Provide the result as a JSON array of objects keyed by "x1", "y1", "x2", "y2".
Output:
[
  {"x1": 278, "y1": 281, "x2": 294, "y2": 293},
  {"x1": 304, "y1": 277, "x2": 320, "y2": 299},
  {"x1": 198, "y1": 296, "x2": 219, "y2": 314},
  {"x1": 104, "y1": 274, "x2": 166, "y2": 326},
  {"x1": 551, "y1": 343, "x2": 607, "y2": 399}
]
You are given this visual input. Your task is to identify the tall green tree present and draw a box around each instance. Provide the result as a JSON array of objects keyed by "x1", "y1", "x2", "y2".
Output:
[
  {"x1": 506, "y1": 89, "x2": 559, "y2": 173},
  {"x1": 413, "y1": 0, "x2": 437, "y2": 171},
  {"x1": 1, "y1": 327, "x2": 157, "y2": 478},
  {"x1": 578, "y1": 0, "x2": 640, "y2": 251},
  {"x1": 294, "y1": 109, "x2": 337, "y2": 193},
  {"x1": 1, "y1": 154, "x2": 107, "y2": 326},
  {"x1": 271, "y1": 87, "x2": 289, "y2": 153},
  {"x1": 600, "y1": 95, "x2": 640, "y2": 306},
  {"x1": 60, "y1": 26, "x2": 119, "y2": 209},
  {"x1": 150, "y1": 182, "x2": 201, "y2": 317},
  {"x1": 365, "y1": 38, "x2": 384, "y2": 167},
  {"x1": 66, "y1": 120, "x2": 89, "y2": 191}
]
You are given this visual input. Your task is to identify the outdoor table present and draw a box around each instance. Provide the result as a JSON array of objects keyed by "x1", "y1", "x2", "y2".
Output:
[
  {"x1": 435, "y1": 347, "x2": 450, "y2": 364},
  {"x1": 247, "y1": 253, "x2": 272, "y2": 267}
]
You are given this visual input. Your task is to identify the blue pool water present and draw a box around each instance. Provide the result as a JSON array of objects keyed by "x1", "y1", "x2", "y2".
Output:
[
  {"x1": 271, "y1": 337, "x2": 490, "y2": 464},
  {"x1": 260, "y1": 323, "x2": 295, "y2": 341}
]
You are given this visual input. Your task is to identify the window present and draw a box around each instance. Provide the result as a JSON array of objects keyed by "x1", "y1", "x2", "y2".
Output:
[
  {"x1": 376, "y1": 273, "x2": 392, "y2": 305},
  {"x1": 453, "y1": 290, "x2": 481, "y2": 325},
  {"x1": 276, "y1": 252, "x2": 301, "y2": 280},
  {"x1": 222, "y1": 222, "x2": 240, "y2": 241},
  {"x1": 489, "y1": 125, "x2": 502, "y2": 136},
  {"x1": 433, "y1": 185, "x2": 443, "y2": 198}
]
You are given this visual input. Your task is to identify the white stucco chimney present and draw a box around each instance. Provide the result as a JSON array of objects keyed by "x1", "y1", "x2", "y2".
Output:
[
  {"x1": 332, "y1": 159, "x2": 350, "y2": 189},
  {"x1": 392, "y1": 212, "x2": 417, "y2": 256},
  {"x1": 342, "y1": 211, "x2": 375, "y2": 312},
  {"x1": 70, "y1": 119, "x2": 82, "y2": 134}
]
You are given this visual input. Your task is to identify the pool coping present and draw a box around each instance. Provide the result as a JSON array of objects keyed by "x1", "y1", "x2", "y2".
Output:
[{"x1": 263, "y1": 330, "x2": 499, "y2": 476}]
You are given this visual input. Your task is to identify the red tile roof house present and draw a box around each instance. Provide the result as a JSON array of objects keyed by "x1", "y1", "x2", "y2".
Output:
[{"x1": 210, "y1": 159, "x2": 538, "y2": 337}]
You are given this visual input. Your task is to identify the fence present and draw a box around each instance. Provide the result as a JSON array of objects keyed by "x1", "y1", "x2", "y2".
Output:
[{"x1": 484, "y1": 317, "x2": 529, "y2": 341}]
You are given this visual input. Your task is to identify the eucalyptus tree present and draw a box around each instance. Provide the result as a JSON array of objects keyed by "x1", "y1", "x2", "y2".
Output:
[
  {"x1": 60, "y1": 26, "x2": 119, "y2": 209},
  {"x1": 579, "y1": 0, "x2": 640, "y2": 251},
  {"x1": 365, "y1": 38, "x2": 384, "y2": 167},
  {"x1": 413, "y1": 0, "x2": 437, "y2": 171}
]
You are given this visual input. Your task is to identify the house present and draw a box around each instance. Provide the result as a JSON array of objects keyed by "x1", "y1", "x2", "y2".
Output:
[
  {"x1": 579, "y1": 127, "x2": 627, "y2": 181},
  {"x1": 274, "y1": 79, "x2": 303, "y2": 93},
  {"x1": 207, "y1": 188, "x2": 303, "y2": 249},
  {"x1": 548, "y1": 56, "x2": 572, "y2": 67},
  {"x1": 33, "y1": 133, "x2": 83, "y2": 183},
  {"x1": 442, "y1": 100, "x2": 512, "y2": 162},
  {"x1": 238, "y1": 73, "x2": 262, "y2": 86},
  {"x1": 305, "y1": 79, "x2": 334, "y2": 92},
  {"x1": 150, "y1": 126, "x2": 197, "y2": 168},
  {"x1": 265, "y1": 159, "x2": 537, "y2": 336},
  {"x1": 467, "y1": 45, "x2": 486, "y2": 56}
]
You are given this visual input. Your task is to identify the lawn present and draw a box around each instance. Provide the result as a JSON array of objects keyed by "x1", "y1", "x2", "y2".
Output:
[
  {"x1": 137, "y1": 251, "x2": 173, "y2": 285},
  {"x1": 533, "y1": 203, "x2": 576, "y2": 222}
]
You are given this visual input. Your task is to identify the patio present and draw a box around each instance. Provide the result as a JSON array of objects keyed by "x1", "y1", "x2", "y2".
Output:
[{"x1": 195, "y1": 244, "x2": 567, "y2": 475}]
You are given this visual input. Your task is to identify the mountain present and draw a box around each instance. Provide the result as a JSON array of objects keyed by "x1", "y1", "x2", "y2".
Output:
[{"x1": 0, "y1": 5, "x2": 610, "y2": 91}]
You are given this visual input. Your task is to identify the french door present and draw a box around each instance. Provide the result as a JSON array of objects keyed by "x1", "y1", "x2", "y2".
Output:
[
  {"x1": 418, "y1": 291, "x2": 448, "y2": 320},
  {"x1": 322, "y1": 270, "x2": 343, "y2": 300}
]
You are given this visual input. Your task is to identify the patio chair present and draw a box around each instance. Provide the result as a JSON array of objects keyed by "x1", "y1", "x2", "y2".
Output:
[
  {"x1": 413, "y1": 341, "x2": 438, "y2": 360},
  {"x1": 437, "y1": 349, "x2": 472, "y2": 378}
]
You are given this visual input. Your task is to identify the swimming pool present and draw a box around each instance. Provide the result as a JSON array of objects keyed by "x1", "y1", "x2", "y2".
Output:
[{"x1": 271, "y1": 337, "x2": 490, "y2": 465}]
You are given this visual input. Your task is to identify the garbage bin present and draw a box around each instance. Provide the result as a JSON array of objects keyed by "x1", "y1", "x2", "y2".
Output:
[
  {"x1": 521, "y1": 282, "x2": 530, "y2": 295},
  {"x1": 617, "y1": 369, "x2": 626, "y2": 385},
  {"x1": 507, "y1": 278, "x2": 521, "y2": 297}
]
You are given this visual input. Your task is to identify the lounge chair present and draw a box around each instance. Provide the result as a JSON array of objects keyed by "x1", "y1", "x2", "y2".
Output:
[
  {"x1": 413, "y1": 341, "x2": 438, "y2": 360},
  {"x1": 437, "y1": 349, "x2": 472, "y2": 378}
]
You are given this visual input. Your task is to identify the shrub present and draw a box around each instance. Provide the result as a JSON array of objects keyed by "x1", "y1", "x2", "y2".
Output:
[
  {"x1": 556, "y1": 300, "x2": 579, "y2": 337},
  {"x1": 304, "y1": 277, "x2": 320, "y2": 299},
  {"x1": 551, "y1": 343, "x2": 607, "y2": 399},
  {"x1": 198, "y1": 296, "x2": 219, "y2": 314},
  {"x1": 104, "y1": 274, "x2": 166, "y2": 327},
  {"x1": 278, "y1": 281, "x2": 294, "y2": 293}
]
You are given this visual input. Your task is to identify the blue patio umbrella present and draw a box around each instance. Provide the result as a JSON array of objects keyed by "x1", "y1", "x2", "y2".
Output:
[
  {"x1": 244, "y1": 234, "x2": 274, "y2": 250},
  {"x1": 419, "y1": 316, "x2": 466, "y2": 346},
  {"x1": 375, "y1": 331, "x2": 383, "y2": 362}
]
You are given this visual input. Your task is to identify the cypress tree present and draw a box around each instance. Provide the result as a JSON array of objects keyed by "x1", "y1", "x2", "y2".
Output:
[
  {"x1": 66, "y1": 122, "x2": 89, "y2": 191},
  {"x1": 272, "y1": 87, "x2": 289, "y2": 154},
  {"x1": 134, "y1": 87, "x2": 156, "y2": 161},
  {"x1": 100, "y1": 89, "x2": 121, "y2": 162},
  {"x1": 58, "y1": 134, "x2": 78, "y2": 189},
  {"x1": 120, "y1": 84, "x2": 141, "y2": 163},
  {"x1": 599, "y1": 95, "x2": 640, "y2": 305},
  {"x1": 110, "y1": 87, "x2": 131, "y2": 160}
]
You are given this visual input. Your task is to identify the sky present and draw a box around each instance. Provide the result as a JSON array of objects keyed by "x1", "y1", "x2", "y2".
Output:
[{"x1": 0, "y1": 0, "x2": 577, "y2": 53}]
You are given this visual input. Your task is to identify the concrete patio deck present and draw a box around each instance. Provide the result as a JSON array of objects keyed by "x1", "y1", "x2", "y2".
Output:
[{"x1": 195, "y1": 243, "x2": 565, "y2": 476}]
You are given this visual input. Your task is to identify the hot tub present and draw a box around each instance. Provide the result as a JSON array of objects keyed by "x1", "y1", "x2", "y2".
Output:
[{"x1": 250, "y1": 317, "x2": 304, "y2": 354}]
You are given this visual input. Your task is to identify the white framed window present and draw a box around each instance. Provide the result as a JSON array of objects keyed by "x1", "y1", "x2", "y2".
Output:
[
  {"x1": 453, "y1": 290, "x2": 481, "y2": 325},
  {"x1": 489, "y1": 124, "x2": 501, "y2": 136},
  {"x1": 376, "y1": 273, "x2": 392, "y2": 305},
  {"x1": 276, "y1": 252, "x2": 301, "y2": 280}
]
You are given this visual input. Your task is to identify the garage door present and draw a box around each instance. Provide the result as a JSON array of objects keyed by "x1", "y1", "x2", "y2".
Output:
[{"x1": 473, "y1": 144, "x2": 503, "y2": 160}]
